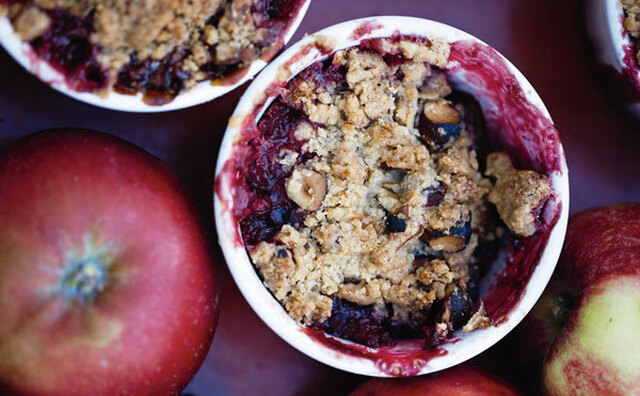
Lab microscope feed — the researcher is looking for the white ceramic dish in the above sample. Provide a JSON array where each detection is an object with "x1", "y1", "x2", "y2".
[
  {"x1": 214, "y1": 16, "x2": 569, "y2": 377},
  {"x1": 586, "y1": 0, "x2": 640, "y2": 115},
  {"x1": 0, "y1": 0, "x2": 310, "y2": 112}
]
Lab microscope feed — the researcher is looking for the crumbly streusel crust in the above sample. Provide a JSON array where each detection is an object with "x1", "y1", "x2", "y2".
[
  {"x1": 623, "y1": 0, "x2": 640, "y2": 64},
  {"x1": 247, "y1": 37, "x2": 551, "y2": 331},
  {"x1": 4, "y1": 0, "x2": 284, "y2": 88},
  {"x1": 486, "y1": 153, "x2": 551, "y2": 237}
]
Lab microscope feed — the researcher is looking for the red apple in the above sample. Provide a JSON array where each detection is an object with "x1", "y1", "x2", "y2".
[
  {"x1": 0, "y1": 129, "x2": 220, "y2": 395},
  {"x1": 513, "y1": 203, "x2": 640, "y2": 395},
  {"x1": 349, "y1": 364, "x2": 522, "y2": 395}
]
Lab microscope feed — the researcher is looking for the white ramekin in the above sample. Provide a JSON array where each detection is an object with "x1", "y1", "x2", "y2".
[
  {"x1": 586, "y1": 0, "x2": 640, "y2": 115},
  {"x1": 0, "y1": 1, "x2": 310, "y2": 112},
  {"x1": 214, "y1": 16, "x2": 569, "y2": 377}
]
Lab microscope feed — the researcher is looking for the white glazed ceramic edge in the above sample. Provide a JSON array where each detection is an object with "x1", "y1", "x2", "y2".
[
  {"x1": 586, "y1": 0, "x2": 640, "y2": 115},
  {"x1": 214, "y1": 16, "x2": 569, "y2": 377},
  {"x1": 0, "y1": 0, "x2": 310, "y2": 112}
]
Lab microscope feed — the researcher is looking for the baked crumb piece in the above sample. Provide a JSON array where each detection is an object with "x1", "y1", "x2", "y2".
[
  {"x1": 12, "y1": 6, "x2": 50, "y2": 41},
  {"x1": 622, "y1": 0, "x2": 640, "y2": 64},
  {"x1": 623, "y1": 0, "x2": 640, "y2": 37},
  {"x1": 462, "y1": 302, "x2": 491, "y2": 333},
  {"x1": 235, "y1": 36, "x2": 554, "y2": 346},
  {"x1": 486, "y1": 152, "x2": 551, "y2": 237}
]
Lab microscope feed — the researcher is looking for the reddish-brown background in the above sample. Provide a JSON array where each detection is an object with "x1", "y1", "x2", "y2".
[{"x1": 1, "y1": 0, "x2": 639, "y2": 395}]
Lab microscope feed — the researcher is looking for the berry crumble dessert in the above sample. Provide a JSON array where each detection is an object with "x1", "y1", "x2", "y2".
[
  {"x1": 0, "y1": 0, "x2": 306, "y2": 104},
  {"x1": 230, "y1": 35, "x2": 553, "y2": 349}
]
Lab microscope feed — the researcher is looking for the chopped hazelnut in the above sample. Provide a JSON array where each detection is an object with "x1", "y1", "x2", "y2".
[
  {"x1": 423, "y1": 99, "x2": 461, "y2": 124},
  {"x1": 422, "y1": 220, "x2": 472, "y2": 253},
  {"x1": 285, "y1": 168, "x2": 327, "y2": 211}
]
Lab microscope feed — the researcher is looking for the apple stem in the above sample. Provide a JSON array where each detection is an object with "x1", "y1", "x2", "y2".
[{"x1": 59, "y1": 258, "x2": 109, "y2": 302}]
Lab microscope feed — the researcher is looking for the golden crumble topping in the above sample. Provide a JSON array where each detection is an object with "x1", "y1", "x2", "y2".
[
  {"x1": 623, "y1": 0, "x2": 640, "y2": 64},
  {"x1": 241, "y1": 36, "x2": 552, "y2": 344},
  {"x1": 11, "y1": 6, "x2": 51, "y2": 41},
  {"x1": 486, "y1": 153, "x2": 551, "y2": 237}
]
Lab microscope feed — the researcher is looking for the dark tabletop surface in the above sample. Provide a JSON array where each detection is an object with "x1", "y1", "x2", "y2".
[{"x1": 1, "y1": 0, "x2": 639, "y2": 395}]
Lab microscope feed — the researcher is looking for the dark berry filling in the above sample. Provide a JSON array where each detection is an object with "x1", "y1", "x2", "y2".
[
  {"x1": 285, "y1": 56, "x2": 349, "y2": 98},
  {"x1": 26, "y1": 8, "x2": 108, "y2": 92},
  {"x1": 385, "y1": 213, "x2": 407, "y2": 233},
  {"x1": 425, "y1": 183, "x2": 445, "y2": 207},
  {"x1": 114, "y1": 48, "x2": 190, "y2": 106},
  {"x1": 200, "y1": 61, "x2": 243, "y2": 81},
  {"x1": 236, "y1": 97, "x2": 312, "y2": 247},
  {"x1": 448, "y1": 90, "x2": 491, "y2": 168},
  {"x1": 250, "y1": 0, "x2": 305, "y2": 50},
  {"x1": 318, "y1": 290, "x2": 481, "y2": 350},
  {"x1": 319, "y1": 299, "x2": 394, "y2": 348},
  {"x1": 252, "y1": 0, "x2": 302, "y2": 24},
  {"x1": 446, "y1": 288, "x2": 474, "y2": 330},
  {"x1": 234, "y1": 53, "x2": 349, "y2": 248}
]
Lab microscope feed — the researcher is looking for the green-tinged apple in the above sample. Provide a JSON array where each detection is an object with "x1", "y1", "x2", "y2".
[
  {"x1": 349, "y1": 364, "x2": 523, "y2": 395},
  {"x1": 0, "y1": 130, "x2": 220, "y2": 395},
  {"x1": 514, "y1": 203, "x2": 640, "y2": 395}
]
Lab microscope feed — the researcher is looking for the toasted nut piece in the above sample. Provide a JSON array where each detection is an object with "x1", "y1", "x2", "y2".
[
  {"x1": 427, "y1": 235, "x2": 466, "y2": 252},
  {"x1": 285, "y1": 168, "x2": 327, "y2": 211},
  {"x1": 422, "y1": 220, "x2": 472, "y2": 252},
  {"x1": 423, "y1": 99, "x2": 461, "y2": 124},
  {"x1": 376, "y1": 187, "x2": 401, "y2": 213}
]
